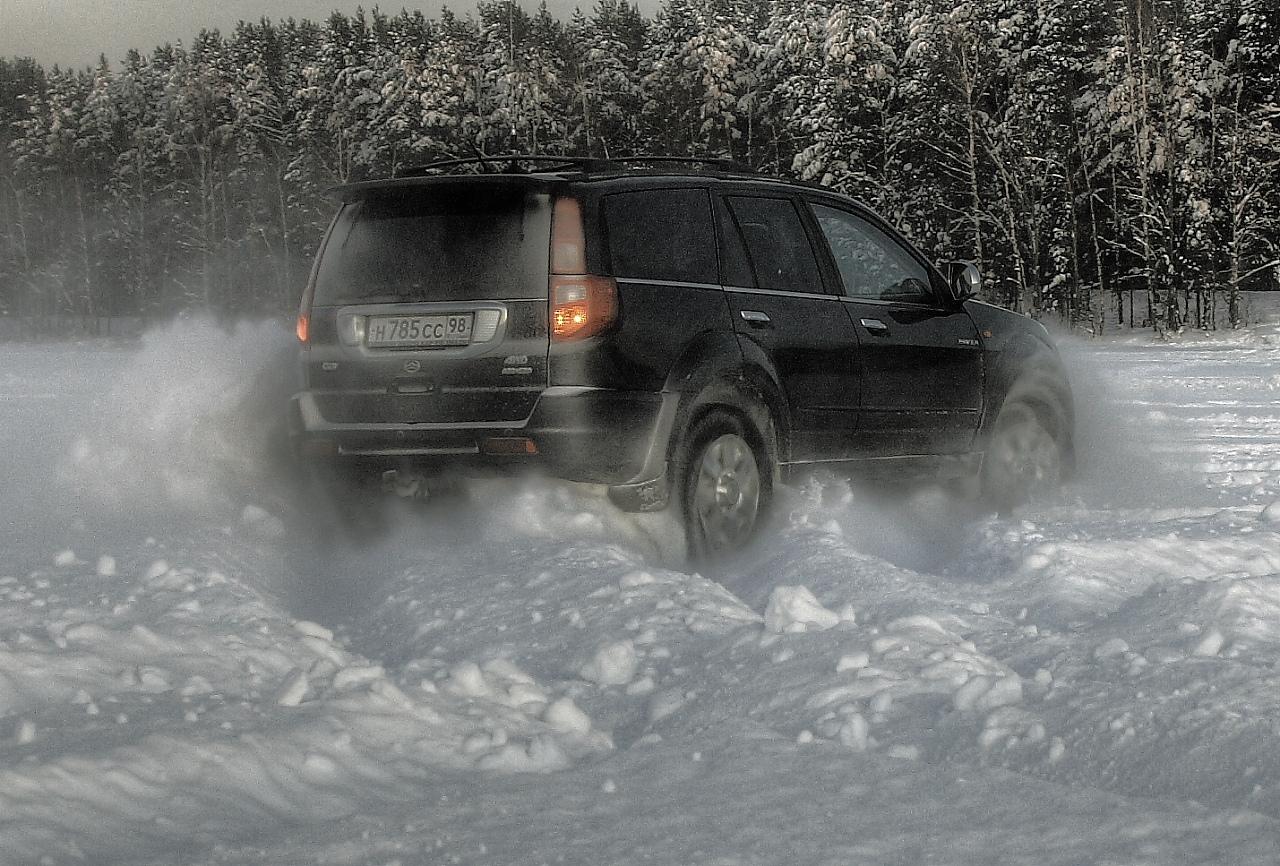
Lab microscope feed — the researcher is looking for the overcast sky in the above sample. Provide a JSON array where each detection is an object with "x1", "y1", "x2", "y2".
[{"x1": 0, "y1": 0, "x2": 614, "y2": 70}]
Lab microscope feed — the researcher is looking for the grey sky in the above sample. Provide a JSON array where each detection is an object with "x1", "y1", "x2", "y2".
[{"x1": 0, "y1": 0, "x2": 619, "y2": 70}]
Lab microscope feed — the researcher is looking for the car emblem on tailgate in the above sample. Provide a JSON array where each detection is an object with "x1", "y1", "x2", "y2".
[{"x1": 402, "y1": 359, "x2": 422, "y2": 373}]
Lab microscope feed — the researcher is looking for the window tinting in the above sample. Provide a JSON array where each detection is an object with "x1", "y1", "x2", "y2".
[
  {"x1": 603, "y1": 189, "x2": 717, "y2": 284},
  {"x1": 715, "y1": 196, "x2": 754, "y2": 288},
  {"x1": 811, "y1": 204, "x2": 933, "y2": 303},
  {"x1": 314, "y1": 187, "x2": 552, "y2": 304},
  {"x1": 725, "y1": 196, "x2": 822, "y2": 292}
]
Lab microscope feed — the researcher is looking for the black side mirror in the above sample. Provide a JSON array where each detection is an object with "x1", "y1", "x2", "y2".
[{"x1": 943, "y1": 261, "x2": 981, "y2": 302}]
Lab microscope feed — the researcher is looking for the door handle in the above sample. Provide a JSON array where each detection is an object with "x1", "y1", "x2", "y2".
[
  {"x1": 860, "y1": 317, "x2": 890, "y2": 334},
  {"x1": 740, "y1": 310, "x2": 772, "y2": 327}
]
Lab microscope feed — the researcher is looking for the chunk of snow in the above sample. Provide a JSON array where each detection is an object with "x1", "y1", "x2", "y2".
[
  {"x1": 837, "y1": 652, "x2": 870, "y2": 673},
  {"x1": 302, "y1": 754, "x2": 339, "y2": 780},
  {"x1": 15, "y1": 719, "x2": 36, "y2": 744},
  {"x1": 333, "y1": 665, "x2": 385, "y2": 692},
  {"x1": 764, "y1": 586, "x2": 840, "y2": 633},
  {"x1": 53, "y1": 550, "x2": 76, "y2": 567},
  {"x1": 796, "y1": 729, "x2": 814, "y2": 744},
  {"x1": 543, "y1": 697, "x2": 592, "y2": 735},
  {"x1": 137, "y1": 666, "x2": 171, "y2": 691},
  {"x1": 95, "y1": 555, "x2": 116, "y2": 577},
  {"x1": 142, "y1": 560, "x2": 170, "y2": 582},
  {"x1": 601, "y1": 778, "x2": 617, "y2": 794},
  {"x1": 625, "y1": 676, "x2": 655, "y2": 696},
  {"x1": 507, "y1": 682, "x2": 548, "y2": 708},
  {"x1": 975, "y1": 676, "x2": 1023, "y2": 712},
  {"x1": 1193, "y1": 628, "x2": 1226, "y2": 657},
  {"x1": 619, "y1": 570, "x2": 655, "y2": 588},
  {"x1": 1093, "y1": 638, "x2": 1130, "y2": 661},
  {"x1": 483, "y1": 658, "x2": 535, "y2": 684},
  {"x1": 1259, "y1": 501, "x2": 1280, "y2": 523},
  {"x1": 477, "y1": 735, "x2": 570, "y2": 773},
  {"x1": 241, "y1": 504, "x2": 286, "y2": 539},
  {"x1": 838, "y1": 714, "x2": 869, "y2": 751},
  {"x1": 293, "y1": 620, "x2": 334, "y2": 642},
  {"x1": 648, "y1": 688, "x2": 687, "y2": 723},
  {"x1": 1048, "y1": 737, "x2": 1067, "y2": 763},
  {"x1": 579, "y1": 640, "x2": 637, "y2": 686},
  {"x1": 275, "y1": 669, "x2": 309, "y2": 707}
]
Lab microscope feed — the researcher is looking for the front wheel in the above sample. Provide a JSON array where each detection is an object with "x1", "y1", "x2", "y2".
[
  {"x1": 980, "y1": 400, "x2": 1064, "y2": 513},
  {"x1": 679, "y1": 410, "x2": 774, "y2": 562}
]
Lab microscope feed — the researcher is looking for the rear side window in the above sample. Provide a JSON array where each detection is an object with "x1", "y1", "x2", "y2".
[
  {"x1": 314, "y1": 186, "x2": 552, "y2": 304},
  {"x1": 602, "y1": 189, "x2": 717, "y2": 284},
  {"x1": 725, "y1": 196, "x2": 822, "y2": 292}
]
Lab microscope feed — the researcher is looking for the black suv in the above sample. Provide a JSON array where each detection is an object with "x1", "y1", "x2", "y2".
[{"x1": 290, "y1": 156, "x2": 1074, "y2": 558}]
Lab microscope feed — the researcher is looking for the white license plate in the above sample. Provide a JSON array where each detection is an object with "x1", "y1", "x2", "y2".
[{"x1": 366, "y1": 314, "x2": 473, "y2": 348}]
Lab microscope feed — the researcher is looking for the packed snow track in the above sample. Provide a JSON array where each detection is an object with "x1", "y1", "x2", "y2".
[{"x1": 4, "y1": 317, "x2": 1280, "y2": 864}]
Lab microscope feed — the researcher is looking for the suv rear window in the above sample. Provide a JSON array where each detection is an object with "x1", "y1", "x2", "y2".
[
  {"x1": 602, "y1": 189, "x2": 717, "y2": 284},
  {"x1": 314, "y1": 186, "x2": 552, "y2": 304}
]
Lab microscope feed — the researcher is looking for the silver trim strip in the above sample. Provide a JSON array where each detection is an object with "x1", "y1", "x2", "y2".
[
  {"x1": 616, "y1": 277, "x2": 722, "y2": 291},
  {"x1": 838, "y1": 296, "x2": 947, "y2": 311},
  {"x1": 338, "y1": 445, "x2": 481, "y2": 457},
  {"x1": 540, "y1": 386, "x2": 607, "y2": 397},
  {"x1": 724, "y1": 285, "x2": 836, "y2": 301}
]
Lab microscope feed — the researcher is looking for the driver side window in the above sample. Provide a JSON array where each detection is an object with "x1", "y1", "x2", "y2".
[{"x1": 811, "y1": 203, "x2": 933, "y2": 303}]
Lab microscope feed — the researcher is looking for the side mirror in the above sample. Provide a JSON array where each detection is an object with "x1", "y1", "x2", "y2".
[{"x1": 943, "y1": 261, "x2": 981, "y2": 302}]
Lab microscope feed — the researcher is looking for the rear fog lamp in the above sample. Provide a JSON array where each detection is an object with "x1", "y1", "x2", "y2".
[
  {"x1": 481, "y1": 437, "x2": 538, "y2": 456},
  {"x1": 473, "y1": 309, "x2": 502, "y2": 342}
]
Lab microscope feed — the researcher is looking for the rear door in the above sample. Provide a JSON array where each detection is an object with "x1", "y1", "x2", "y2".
[
  {"x1": 305, "y1": 181, "x2": 552, "y2": 425},
  {"x1": 806, "y1": 199, "x2": 983, "y2": 454},
  {"x1": 718, "y1": 193, "x2": 862, "y2": 461}
]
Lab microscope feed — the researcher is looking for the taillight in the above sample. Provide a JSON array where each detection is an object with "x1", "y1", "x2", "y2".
[
  {"x1": 551, "y1": 275, "x2": 617, "y2": 340},
  {"x1": 549, "y1": 196, "x2": 617, "y2": 342},
  {"x1": 296, "y1": 313, "x2": 310, "y2": 344}
]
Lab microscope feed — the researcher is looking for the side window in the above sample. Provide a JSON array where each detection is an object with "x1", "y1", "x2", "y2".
[
  {"x1": 725, "y1": 196, "x2": 822, "y2": 292},
  {"x1": 603, "y1": 188, "x2": 717, "y2": 284},
  {"x1": 811, "y1": 203, "x2": 933, "y2": 303}
]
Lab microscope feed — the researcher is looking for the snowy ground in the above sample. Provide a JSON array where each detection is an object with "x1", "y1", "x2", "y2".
[{"x1": 5, "y1": 314, "x2": 1280, "y2": 864}]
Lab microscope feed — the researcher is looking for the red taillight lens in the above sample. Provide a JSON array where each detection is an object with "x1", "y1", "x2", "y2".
[
  {"x1": 548, "y1": 196, "x2": 616, "y2": 341},
  {"x1": 551, "y1": 275, "x2": 617, "y2": 341},
  {"x1": 551, "y1": 197, "x2": 587, "y2": 274},
  {"x1": 296, "y1": 313, "x2": 310, "y2": 343}
]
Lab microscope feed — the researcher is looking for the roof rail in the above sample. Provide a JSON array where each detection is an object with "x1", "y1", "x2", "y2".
[
  {"x1": 396, "y1": 155, "x2": 608, "y2": 177},
  {"x1": 395, "y1": 154, "x2": 757, "y2": 178},
  {"x1": 608, "y1": 156, "x2": 756, "y2": 174}
]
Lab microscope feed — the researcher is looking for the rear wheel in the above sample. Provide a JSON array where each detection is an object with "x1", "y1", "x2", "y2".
[
  {"x1": 981, "y1": 400, "x2": 1063, "y2": 513},
  {"x1": 679, "y1": 409, "x2": 774, "y2": 562}
]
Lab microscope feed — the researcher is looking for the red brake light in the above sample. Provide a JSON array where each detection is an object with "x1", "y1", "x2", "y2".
[{"x1": 296, "y1": 313, "x2": 310, "y2": 344}]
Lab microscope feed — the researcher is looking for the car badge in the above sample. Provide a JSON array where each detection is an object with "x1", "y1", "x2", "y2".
[{"x1": 403, "y1": 359, "x2": 422, "y2": 374}]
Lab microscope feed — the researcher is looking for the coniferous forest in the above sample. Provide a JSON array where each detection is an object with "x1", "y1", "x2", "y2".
[{"x1": 0, "y1": 0, "x2": 1276, "y2": 334}]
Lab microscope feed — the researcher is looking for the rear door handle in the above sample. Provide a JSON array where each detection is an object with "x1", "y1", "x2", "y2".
[
  {"x1": 860, "y1": 317, "x2": 889, "y2": 335},
  {"x1": 740, "y1": 310, "x2": 772, "y2": 327}
]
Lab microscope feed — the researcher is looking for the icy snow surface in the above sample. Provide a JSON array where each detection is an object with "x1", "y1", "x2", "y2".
[{"x1": 5, "y1": 318, "x2": 1280, "y2": 863}]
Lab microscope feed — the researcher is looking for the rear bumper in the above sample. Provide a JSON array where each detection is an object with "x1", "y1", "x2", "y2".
[{"x1": 289, "y1": 386, "x2": 677, "y2": 511}]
